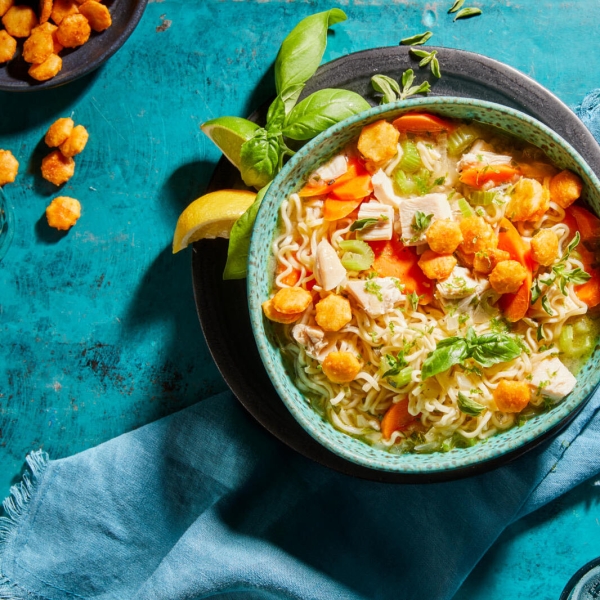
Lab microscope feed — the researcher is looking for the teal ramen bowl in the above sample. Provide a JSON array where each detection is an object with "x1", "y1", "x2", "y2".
[{"x1": 247, "y1": 97, "x2": 600, "y2": 475}]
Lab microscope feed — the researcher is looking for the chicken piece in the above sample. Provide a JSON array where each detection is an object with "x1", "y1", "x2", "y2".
[
  {"x1": 549, "y1": 170, "x2": 583, "y2": 209},
  {"x1": 489, "y1": 260, "x2": 528, "y2": 294},
  {"x1": 45, "y1": 117, "x2": 74, "y2": 147},
  {"x1": 436, "y1": 265, "x2": 482, "y2": 299},
  {"x1": 2, "y1": 5, "x2": 38, "y2": 37},
  {"x1": 262, "y1": 298, "x2": 303, "y2": 324},
  {"x1": 22, "y1": 29, "x2": 54, "y2": 64},
  {"x1": 45, "y1": 196, "x2": 80, "y2": 230},
  {"x1": 357, "y1": 120, "x2": 399, "y2": 166},
  {"x1": 418, "y1": 250, "x2": 457, "y2": 281},
  {"x1": 322, "y1": 351, "x2": 361, "y2": 384},
  {"x1": 56, "y1": 13, "x2": 90, "y2": 47},
  {"x1": 529, "y1": 357, "x2": 577, "y2": 401},
  {"x1": 308, "y1": 154, "x2": 347, "y2": 185},
  {"x1": 457, "y1": 150, "x2": 513, "y2": 171},
  {"x1": 399, "y1": 193, "x2": 453, "y2": 246},
  {"x1": 426, "y1": 219, "x2": 463, "y2": 254},
  {"x1": 315, "y1": 240, "x2": 346, "y2": 291},
  {"x1": 530, "y1": 229, "x2": 559, "y2": 267},
  {"x1": 355, "y1": 202, "x2": 394, "y2": 241},
  {"x1": 0, "y1": 0, "x2": 14, "y2": 18},
  {"x1": 346, "y1": 277, "x2": 405, "y2": 317},
  {"x1": 272, "y1": 287, "x2": 312, "y2": 315},
  {"x1": 0, "y1": 149, "x2": 18, "y2": 186},
  {"x1": 292, "y1": 324, "x2": 330, "y2": 361},
  {"x1": 78, "y1": 0, "x2": 111, "y2": 32},
  {"x1": 473, "y1": 248, "x2": 511, "y2": 275},
  {"x1": 315, "y1": 294, "x2": 352, "y2": 332},
  {"x1": 60, "y1": 125, "x2": 89, "y2": 157},
  {"x1": 458, "y1": 215, "x2": 498, "y2": 255},
  {"x1": 371, "y1": 169, "x2": 403, "y2": 209},
  {"x1": 0, "y1": 30, "x2": 16, "y2": 63},
  {"x1": 50, "y1": 0, "x2": 78, "y2": 25},
  {"x1": 494, "y1": 380, "x2": 530, "y2": 413},
  {"x1": 505, "y1": 177, "x2": 549, "y2": 222},
  {"x1": 41, "y1": 150, "x2": 74, "y2": 185}
]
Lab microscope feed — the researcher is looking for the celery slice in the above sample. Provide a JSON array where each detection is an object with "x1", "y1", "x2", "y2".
[
  {"x1": 447, "y1": 125, "x2": 480, "y2": 157},
  {"x1": 393, "y1": 169, "x2": 417, "y2": 196},
  {"x1": 339, "y1": 240, "x2": 375, "y2": 271},
  {"x1": 398, "y1": 140, "x2": 421, "y2": 173},
  {"x1": 559, "y1": 324, "x2": 594, "y2": 358},
  {"x1": 458, "y1": 197, "x2": 473, "y2": 217},
  {"x1": 470, "y1": 191, "x2": 497, "y2": 205},
  {"x1": 386, "y1": 366, "x2": 413, "y2": 389}
]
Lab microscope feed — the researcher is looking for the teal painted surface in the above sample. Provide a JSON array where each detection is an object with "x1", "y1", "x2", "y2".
[{"x1": 1, "y1": 1, "x2": 599, "y2": 598}]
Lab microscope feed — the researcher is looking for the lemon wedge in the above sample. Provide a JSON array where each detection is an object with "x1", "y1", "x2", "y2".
[{"x1": 172, "y1": 189, "x2": 256, "y2": 253}]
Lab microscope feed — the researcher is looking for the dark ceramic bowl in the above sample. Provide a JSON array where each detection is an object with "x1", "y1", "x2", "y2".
[
  {"x1": 0, "y1": 0, "x2": 148, "y2": 91},
  {"x1": 247, "y1": 97, "x2": 600, "y2": 475}
]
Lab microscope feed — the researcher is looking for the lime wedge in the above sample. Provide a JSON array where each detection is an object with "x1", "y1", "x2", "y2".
[{"x1": 201, "y1": 117, "x2": 260, "y2": 171}]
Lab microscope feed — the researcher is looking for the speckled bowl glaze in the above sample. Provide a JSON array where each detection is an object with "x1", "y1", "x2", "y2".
[{"x1": 248, "y1": 97, "x2": 600, "y2": 475}]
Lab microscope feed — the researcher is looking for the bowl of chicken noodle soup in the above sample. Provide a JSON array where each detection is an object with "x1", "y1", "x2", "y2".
[{"x1": 248, "y1": 98, "x2": 600, "y2": 474}]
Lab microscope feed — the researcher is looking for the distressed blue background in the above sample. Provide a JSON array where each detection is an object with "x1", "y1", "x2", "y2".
[{"x1": 1, "y1": 1, "x2": 599, "y2": 598}]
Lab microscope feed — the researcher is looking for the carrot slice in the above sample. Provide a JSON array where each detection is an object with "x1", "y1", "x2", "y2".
[
  {"x1": 369, "y1": 237, "x2": 434, "y2": 304},
  {"x1": 575, "y1": 274, "x2": 600, "y2": 308},
  {"x1": 328, "y1": 174, "x2": 373, "y2": 201},
  {"x1": 381, "y1": 399, "x2": 416, "y2": 439},
  {"x1": 568, "y1": 205, "x2": 600, "y2": 247},
  {"x1": 497, "y1": 218, "x2": 534, "y2": 322},
  {"x1": 323, "y1": 198, "x2": 362, "y2": 221},
  {"x1": 298, "y1": 158, "x2": 366, "y2": 197},
  {"x1": 459, "y1": 164, "x2": 521, "y2": 188},
  {"x1": 392, "y1": 113, "x2": 456, "y2": 133}
]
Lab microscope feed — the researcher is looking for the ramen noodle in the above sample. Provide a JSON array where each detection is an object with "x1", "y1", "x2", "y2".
[{"x1": 262, "y1": 112, "x2": 600, "y2": 454}]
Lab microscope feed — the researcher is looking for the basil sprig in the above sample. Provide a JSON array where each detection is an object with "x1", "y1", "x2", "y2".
[
  {"x1": 531, "y1": 232, "x2": 591, "y2": 314},
  {"x1": 421, "y1": 327, "x2": 522, "y2": 380},
  {"x1": 237, "y1": 9, "x2": 370, "y2": 189},
  {"x1": 370, "y1": 68, "x2": 431, "y2": 106}
]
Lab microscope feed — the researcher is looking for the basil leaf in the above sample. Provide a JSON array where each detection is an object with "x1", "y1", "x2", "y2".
[
  {"x1": 402, "y1": 69, "x2": 415, "y2": 89},
  {"x1": 223, "y1": 183, "x2": 271, "y2": 280},
  {"x1": 448, "y1": 0, "x2": 465, "y2": 13},
  {"x1": 410, "y1": 48, "x2": 437, "y2": 67},
  {"x1": 454, "y1": 7, "x2": 482, "y2": 20},
  {"x1": 350, "y1": 218, "x2": 379, "y2": 232},
  {"x1": 283, "y1": 88, "x2": 371, "y2": 141},
  {"x1": 457, "y1": 392, "x2": 485, "y2": 417},
  {"x1": 564, "y1": 231, "x2": 581, "y2": 259},
  {"x1": 531, "y1": 280, "x2": 541, "y2": 305},
  {"x1": 400, "y1": 31, "x2": 433, "y2": 46},
  {"x1": 266, "y1": 96, "x2": 286, "y2": 133},
  {"x1": 274, "y1": 9, "x2": 347, "y2": 113},
  {"x1": 422, "y1": 338, "x2": 469, "y2": 380},
  {"x1": 240, "y1": 129, "x2": 281, "y2": 189},
  {"x1": 431, "y1": 56, "x2": 441, "y2": 79},
  {"x1": 371, "y1": 74, "x2": 400, "y2": 104},
  {"x1": 563, "y1": 267, "x2": 591, "y2": 285},
  {"x1": 541, "y1": 295, "x2": 554, "y2": 316},
  {"x1": 412, "y1": 210, "x2": 434, "y2": 233},
  {"x1": 403, "y1": 81, "x2": 431, "y2": 99},
  {"x1": 468, "y1": 333, "x2": 521, "y2": 368},
  {"x1": 537, "y1": 324, "x2": 544, "y2": 342}
]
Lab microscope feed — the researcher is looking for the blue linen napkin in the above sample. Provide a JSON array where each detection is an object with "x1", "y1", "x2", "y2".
[{"x1": 3, "y1": 93, "x2": 600, "y2": 600}]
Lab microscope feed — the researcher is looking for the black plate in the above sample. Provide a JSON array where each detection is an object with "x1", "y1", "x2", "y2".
[
  {"x1": 0, "y1": 0, "x2": 148, "y2": 92},
  {"x1": 192, "y1": 46, "x2": 600, "y2": 483}
]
